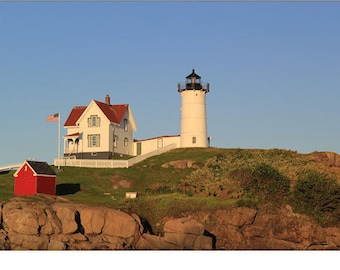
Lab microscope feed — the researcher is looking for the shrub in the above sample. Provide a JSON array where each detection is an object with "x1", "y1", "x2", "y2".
[
  {"x1": 181, "y1": 163, "x2": 243, "y2": 199},
  {"x1": 182, "y1": 157, "x2": 291, "y2": 203},
  {"x1": 234, "y1": 163, "x2": 291, "y2": 205},
  {"x1": 252, "y1": 163, "x2": 290, "y2": 200},
  {"x1": 292, "y1": 170, "x2": 340, "y2": 226}
]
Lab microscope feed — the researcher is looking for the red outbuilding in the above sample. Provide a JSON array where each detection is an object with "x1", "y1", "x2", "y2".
[{"x1": 14, "y1": 160, "x2": 56, "y2": 196}]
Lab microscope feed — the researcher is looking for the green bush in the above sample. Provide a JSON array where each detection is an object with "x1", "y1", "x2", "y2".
[
  {"x1": 234, "y1": 163, "x2": 291, "y2": 205},
  {"x1": 292, "y1": 171, "x2": 340, "y2": 226},
  {"x1": 252, "y1": 163, "x2": 290, "y2": 201},
  {"x1": 180, "y1": 165, "x2": 243, "y2": 199}
]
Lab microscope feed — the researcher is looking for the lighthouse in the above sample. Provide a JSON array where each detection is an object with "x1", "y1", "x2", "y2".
[{"x1": 178, "y1": 69, "x2": 210, "y2": 148}]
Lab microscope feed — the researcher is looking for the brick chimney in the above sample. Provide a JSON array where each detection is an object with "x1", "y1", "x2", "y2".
[{"x1": 105, "y1": 94, "x2": 110, "y2": 105}]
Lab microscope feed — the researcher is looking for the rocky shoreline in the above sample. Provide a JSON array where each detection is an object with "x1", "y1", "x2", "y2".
[
  {"x1": 1, "y1": 196, "x2": 340, "y2": 250},
  {"x1": 0, "y1": 196, "x2": 212, "y2": 250}
]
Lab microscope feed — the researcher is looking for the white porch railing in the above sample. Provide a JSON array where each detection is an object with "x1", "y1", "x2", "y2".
[{"x1": 54, "y1": 143, "x2": 178, "y2": 169}]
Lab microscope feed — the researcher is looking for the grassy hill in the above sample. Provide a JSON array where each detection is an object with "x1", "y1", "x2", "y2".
[{"x1": 1, "y1": 147, "x2": 340, "y2": 229}]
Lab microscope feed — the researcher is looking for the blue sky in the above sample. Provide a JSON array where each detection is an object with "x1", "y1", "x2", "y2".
[{"x1": 1, "y1": 2, "x2": 340, "y2": 166}]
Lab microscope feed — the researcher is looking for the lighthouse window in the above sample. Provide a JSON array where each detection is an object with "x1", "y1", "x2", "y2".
[
  {"x1": 124, "y1": 137, "x2": 128, "y2": 147},
  {"x1": 192, "y1": 137, "x2": 197, "y2": 144}
]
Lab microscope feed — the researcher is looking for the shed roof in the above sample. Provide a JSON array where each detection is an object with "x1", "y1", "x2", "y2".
[
  {"x1": 14, "y1": 160, "x2": 56, "y2": 177},
  {"x1": 26, "y1": 161, "x2": 56, "y2": 175}
]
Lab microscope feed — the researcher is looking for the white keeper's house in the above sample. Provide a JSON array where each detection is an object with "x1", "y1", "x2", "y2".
[{"x1": 63, "y1": 69, "x2": 210, "y2": 160}]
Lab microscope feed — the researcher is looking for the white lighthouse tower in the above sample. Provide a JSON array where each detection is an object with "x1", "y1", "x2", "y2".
[{"x1": 178, "y1": 69, "x2": 210, "y2": 148}]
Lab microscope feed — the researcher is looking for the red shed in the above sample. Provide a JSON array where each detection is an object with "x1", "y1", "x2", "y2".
[{"x1": 14, "y1": 160, "x2": 56, "y2": 196}]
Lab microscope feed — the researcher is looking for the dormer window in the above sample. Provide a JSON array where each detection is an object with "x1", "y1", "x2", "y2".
[{"x1": 88, "y1": 115, "x2": 100, "y2": 127}]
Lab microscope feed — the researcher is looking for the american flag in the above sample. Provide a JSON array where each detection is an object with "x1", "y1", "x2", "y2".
[{"x1": 46, "y1": 113, "x2": 59, "y2": 122}]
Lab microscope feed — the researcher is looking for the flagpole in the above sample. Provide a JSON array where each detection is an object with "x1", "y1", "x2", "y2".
[{"x1": 58, "y1": 112, "x2": 60, "y2": 169}]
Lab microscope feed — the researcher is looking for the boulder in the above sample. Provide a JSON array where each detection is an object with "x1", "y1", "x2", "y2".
[
  {"x1": 102, "y1": 209, "x2": 140, "y2": 239},
  {"x1": 325, "y1": 227, "x2": 340, "y2": 248},
  {"x1": 2, "y1": 201, "x2": 42, "y2": 235},
  {"x1": 309, "y1": 151, "x2": 340, "y2": 167},
  {"x1": 47, "y1": 239, "x2": 67, "y2": 250},
  {"x1": 40, "y1": 208, "x2": 62, "y2": 235},
  {"x1": 78, "y1": 208, "x2": 105, "y2": 234},
  {"x1": 227, "y1": 207, "x2": 257, "y2": 227},
  {"x1": 163, "y1": 217, "x2": 212, "y2": 250},
  {"x1": 164, "y1": 216, "x2": 205, "y2": 235},
  {"x1": 161, "y1": 160, "x2": 196, "y2": 169},
  {"x1": 193, "y1": 235, "x2": 213, "y2": 250},
  {"x1": 135, "y1": 233, "x2": 180, "y2": 250},
  {"x1": 8, "y1": 232, "x2": 49, "y2": 250},
  {"x1": 52, "y1": 204, "x2": 78, "y2": 234},
  {"x1": 0, "y1": 230, "x2": 9, "y2": 250}
]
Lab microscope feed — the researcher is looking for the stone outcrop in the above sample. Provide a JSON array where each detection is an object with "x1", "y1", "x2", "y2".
[
  {"x1": 1, "y1": 196, "x2": 340, "y2": 250},
  {"x1": 0, "y1": 197, "x2": 213, "y2": 250},
  {"x1": 161, "y1": 160, "x2": 197, "y2": 169},
  {"x1": 309, "y1": 151, "x2": 340, "y2": 167},
  {"x1": 191, "y1": 205, "x2": 340, "y2": 250}
]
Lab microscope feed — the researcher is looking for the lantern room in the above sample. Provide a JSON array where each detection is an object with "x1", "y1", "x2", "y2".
[{"x1": 177, "y1": 69, "x2": 209, "y2": 92}]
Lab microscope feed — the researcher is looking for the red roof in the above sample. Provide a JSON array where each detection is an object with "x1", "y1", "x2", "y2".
[
  {"x1": 64, "y1": 101, "x2": 128, "y2": 127},
  {"x1": 64, "y1": 106, "x2": 87, "y2": 127},
  {"x1": 64, "y1": 132, "x2": 80, "y2": 137}
]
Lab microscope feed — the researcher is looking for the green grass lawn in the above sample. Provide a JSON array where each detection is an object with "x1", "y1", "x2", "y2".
[
  {"x1": 0, "y1": 148, "x2": 220, "y2": 204},
  {"x1": 2, "y1": 147, "x2": 340, "y2": 229},
  {"x1": 0, "y1": 171, "x2": 15, "y2": 202},
  {"x1": 52, "y1": 148, "x2": 222, "y2": 207},
  {"x1": 2, "y1": 147, "x2": 339, "y2": 206}
]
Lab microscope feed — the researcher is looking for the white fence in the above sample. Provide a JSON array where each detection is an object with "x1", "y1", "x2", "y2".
[
  {"x1": 54, "y1": 143, "x2": 177, "y2": 169},
  {"x1": 54, "y1": 158, "x2": 129, "y2": 168}
]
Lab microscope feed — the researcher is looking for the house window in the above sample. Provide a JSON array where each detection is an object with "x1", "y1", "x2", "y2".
[
  {"x1": 88, "y1": 115, "x2": 101, "y2": 127},
  {"x1": 88, "y1": 134, "x2": 100, "y2": 147},
  {"x1": 114, "y1": 135, "x2": 118, "y2": 148},
  {"x1": 124, "y1": 137, "x2": 128, "y2": 147},
  {"x1": 124, "y1": 119, "x2": 128, "y2": 131},
  {"x1": 192, "y1": 136, "x2": 197, "y2": 144}
]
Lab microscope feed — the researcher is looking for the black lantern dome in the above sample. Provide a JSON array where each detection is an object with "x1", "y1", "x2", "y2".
[{"x1": 178, "y1": 69, "x2": 209, "y2": 93}]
